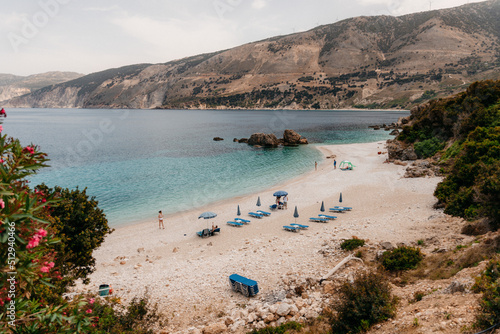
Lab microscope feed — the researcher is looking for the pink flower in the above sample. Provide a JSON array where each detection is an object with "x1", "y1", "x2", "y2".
[
  {"x1": 41, "y1": 198, "x2": 46, "y2": 203},
  {"x1": 40, "y1": 266, "x2": 50, "y2": 273},
  {"x1": 48, "y1": 262, "x2": 55, "y2": 268},
  {"x1": 24, "y1": 146, "x2": 35, "y2": 155},
  {"x1": 37, "y1": 228, "x2": 47, "y2": 237},
  {"x1": 0, "y1": 199, "x2": 4, "y2": 209},
  {"x1": 89, "y1": 298, "x2": 95, "y2": 304},
  {"x1": 26, "y1": 239, "x2": 39, "y2": 249},
  {"x1": 0, "y1": 108, "x2": 6, "y2": 117},
  {"x1": 86, "y1": 309, "x2": 92, "y2": 314},
  {"x1": 0, "y1": 125, "x2": 3, "y2": 132}
]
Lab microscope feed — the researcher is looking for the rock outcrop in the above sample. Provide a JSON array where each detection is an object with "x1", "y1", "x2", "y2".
[
  {"x1": 283, "y1": 129, "x2": 308, "y2": 146},
  {"x1": 247, "y1": 133, "x2": 279, "y2": 147},
  {"x1": 386, "y1": 139, "x2": 417, "y2": 161}
]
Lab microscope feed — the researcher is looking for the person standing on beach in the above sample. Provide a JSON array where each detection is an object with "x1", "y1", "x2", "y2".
[
  {"x1": 315, "y1": 161, "x2": 318, "y2": 171},
  {"x1": 158, "y1": 210, "x2": 165, "y2": 229},
  {"x1": 334, "y1": 159, "x2": 337, "y2": 169},
  {"x1": 283, "y1": 195, "x2": 288, "y2": 209}
]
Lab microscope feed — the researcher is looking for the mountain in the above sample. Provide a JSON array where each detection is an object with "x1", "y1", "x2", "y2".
[
  {"x1": 0, "y1": 72, "x2": 84, "y2": 102},
  {"x1": 3, "y1": 0, "x2": 500, "y2": 110}
]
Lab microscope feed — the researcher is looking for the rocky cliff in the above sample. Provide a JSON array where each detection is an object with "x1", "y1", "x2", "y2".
[
  {"x1": 3, "y1": 0, "x2": 500, "y2": 109},
  {"x1": 0, "y1": 72, "x2": 83, "y2": 102}
]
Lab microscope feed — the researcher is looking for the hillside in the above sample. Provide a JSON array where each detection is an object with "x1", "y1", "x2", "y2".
[
  {"x1": 0, "y1": 71, "x2": 83, "y2": 102},
  {"x1": 3, "y1": 0, "x2": 500, "y2": 109}
]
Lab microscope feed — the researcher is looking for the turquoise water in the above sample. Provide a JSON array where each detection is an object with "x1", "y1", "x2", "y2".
[{"x1": 4, "y1": 108, "x2": 408, "y2": 226}]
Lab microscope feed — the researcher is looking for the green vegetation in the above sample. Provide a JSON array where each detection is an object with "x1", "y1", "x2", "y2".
[
  {"x1": 87, "y1": 295, "x2": 164, "y2": 333},
  {"x1": 330, "y1": 271, "x2": 398, "y2": 334},
  {"x1": 414, "y1": 137, "x2": 445, "y2": 158},
  {"x1": 248, "y1": 321, "x2": 303, "y2": 334},
  {"x1": 472, "y1": 258, "x2": 500, "y2": 331},
  {"x1": 397, "y1": 80, "x2": 500, "y2": 229},
  {"x1": 35, "y1": 185, "x2": 113, "y2": 291},
  {"x1": 380, "y1": 246, "x2": 424, "y2": 272},
  {"x1": 340, "y1": 237, "x2": 366, "y2": 251}
]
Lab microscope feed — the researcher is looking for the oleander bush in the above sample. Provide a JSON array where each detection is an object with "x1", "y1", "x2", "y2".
[
  {"x1": 380, "y1": 246, "x2": 424, "y2": 272},
  {"x1": 330, "y1": 271, "x2": 398, "y2": 334}
]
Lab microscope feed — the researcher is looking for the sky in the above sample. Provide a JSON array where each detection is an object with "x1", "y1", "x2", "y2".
[{"x1": 0, "y1": 0, "x2": 486, "y2": 76}]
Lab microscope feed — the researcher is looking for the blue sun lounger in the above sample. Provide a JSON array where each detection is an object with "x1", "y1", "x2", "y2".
[
  {"x1": 227, "y1": 221, "x2": 244, "y2": 227},
  {"x1": 319, "y1": 214, "x2": 337, "y2": 220},
  {"x1": 197, "y1": 228, "x2": 211, "y2": 238},
  {"x1": 332, "y1": 206, "x2": 352, "y2": 211},
  {"x1": 234, "y1": 218, "x2": 250, "y2": 224},
  {"x1": 283, "y1": 225, "x2": 300, "y2": 232},
  {"x1": 269, "y1": 204, "x2": 278, "y2": 210},
  {"x1": 290, "y1": 223, "x2": 309, "y2": 229},
  {"x1": 256, "y1": 210, "x2": 271, "y2": 216},
  {"x1": 229, "y1": 274, "x2": 259, "y2": 297},
  {"x1": 211, "y1": 228, "x2": 220, "y2": 235},
  {"x1": 249, "y1": 212, "x2": 263, "y2": 218},
  {"x1": 309, "y1": 217, "x2": 330, "y2": 223},
  {"x1": 329, "y1": 208, "x2": 348, "y2": 213}
]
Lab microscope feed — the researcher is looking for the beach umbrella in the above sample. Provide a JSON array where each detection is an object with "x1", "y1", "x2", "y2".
[
  {"x1": 339, "y1": 192, "x2": 343, "y2": 203},
  {"x1": 237, "y1": 205, "x2": 241, "y2": 216},
  {"x1": 293, "y1": 206, "x2": 299, "y2": 223},
  {"x1": 256, "y1": 197, "x2": 261, "y2": 206},
  {"x1": 198, "y1": 211, "x2": 217, "y2": 228},
  {"x1": 273, "y1": 190, "x2": 288, "y2": 197},
  {"x1": 320, "y1": 201, "x2": 325, "y2": 212}
]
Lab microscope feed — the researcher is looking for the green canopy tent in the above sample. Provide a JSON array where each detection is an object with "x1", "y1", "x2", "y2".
[{"x1": 339, "y1": 160, "x2": 355, "y2": 170}]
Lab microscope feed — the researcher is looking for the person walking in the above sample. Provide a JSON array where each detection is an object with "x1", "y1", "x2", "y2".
[
  {"x1": 158, "y1": 210, "x2": 165, "y2": 229},
  {"x1": 315, "y1": 161, "x2": 318, "y2": 171},
  {"x1": 334, "y1": 159, "x2": 337, "y2": 169}
]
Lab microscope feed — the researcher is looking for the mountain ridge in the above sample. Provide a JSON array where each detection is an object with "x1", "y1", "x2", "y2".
[{"x1": 3, "y1": 0, "x2": 500, "y2": 109}]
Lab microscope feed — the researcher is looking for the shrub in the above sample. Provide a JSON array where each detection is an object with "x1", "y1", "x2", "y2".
[
  {"x1": 380, "y1": 246, "x2": 424, "y2": 272},
  {"x1": 340, "y1": 237, "x2": 366, "y2": 251},
  {"x1": 248, "y1": 321, "x2": 303, "y2": 334},
  {"x1": 330, "y1": 271, "x2": 398, "y2": 334},
  {"x1": 88, "y1": 295, "x2": 164, "y2": 333},
  {"x1": 35, "y1": 184, "x2": 113, "y2": 291},
  {"x1": 414, "y1": 137, "x2": 445, "y2": 158},
  {"x1": 472, "y1": 259, "x2": 500, "y2": 331}
]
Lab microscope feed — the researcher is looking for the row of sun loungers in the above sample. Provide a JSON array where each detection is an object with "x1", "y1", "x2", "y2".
[{"x1": 248, "y1": 210, "x2": 271, "y2": 219}]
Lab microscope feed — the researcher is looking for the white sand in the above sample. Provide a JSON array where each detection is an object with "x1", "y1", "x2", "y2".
[{"x1": 75, "y1": 141, "x2": 447, "y2": 331}]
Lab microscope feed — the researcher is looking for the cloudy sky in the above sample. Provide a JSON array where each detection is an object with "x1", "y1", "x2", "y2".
[{"x1": 0, "y1": 0, "x2": 485, "y2": 76}]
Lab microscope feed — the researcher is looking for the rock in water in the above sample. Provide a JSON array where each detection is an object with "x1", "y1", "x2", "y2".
[
  {"x1": 213, "y1": 137, "x2": 224, "y2": 141},
  {"x1": 248, "y1": 133, "x2": 279, "y2": 147},
  {"x1": 283, "y1": 129, "x2": 308, "y2": 145}
]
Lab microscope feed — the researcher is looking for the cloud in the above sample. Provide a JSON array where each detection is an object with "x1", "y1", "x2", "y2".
[
  {"x1": 251, "y1": 0, "x2": 268, "y2": 10},
  {"x1": 110, "y1": 13, "x2": 240, "y2": 62}
]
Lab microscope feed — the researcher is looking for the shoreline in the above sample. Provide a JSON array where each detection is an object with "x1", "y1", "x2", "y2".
[{"x1": 75, "y1": 140, "x2": 446, "y2": 332}]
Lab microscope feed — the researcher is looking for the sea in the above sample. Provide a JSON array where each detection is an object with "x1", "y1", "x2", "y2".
[{"x1": 3, "y1": 108, "x2": 409, "y2": 227}]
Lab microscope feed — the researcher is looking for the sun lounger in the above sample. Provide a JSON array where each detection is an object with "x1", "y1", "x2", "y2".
[
  {"x1": 211, "y1": 227, "x2": 220, "y2": 235},
  {"x1": 332, "y1": 206, "x2": 352, "y2": 211},
  {"x1": 283, "y1": 225, "x2": 300, "y2": 232},
  {"x1": 269, "y1": 204, "x2": 278, "y2": 210},
  {"x1": 329, "y1": 208, "x2": 347, "y2": 213},
  {"x1": 319, "y1": 214, "x2": 337, "y2": 220},
  {"x1": 227, "y1": 221, "x2": 244, "y2": 227},
  {"x1": 290, "y1": 223, "x2": 309, "y2": 229},
  {"x1": 248, "y1": 212, "x2": 263, "y2": 218},
  {"x1": 256, "y1": 210, "x2": 271, "y2": 216},
  {"x1": 196, "y1": 228, "x2": 211, "y2": 238},
  {"x1": 234, "y1": 218, "x2": 250, "y2": 224},
  {"x1": 309, "y1": 217, "x2": 330, "y2": 223},
  {"x1": 229, "y1": 274, "x2": 259, "y2": 297}
]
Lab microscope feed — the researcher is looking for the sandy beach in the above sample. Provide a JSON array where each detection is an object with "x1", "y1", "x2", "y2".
[{"x1": 74, "y1": 141, "x2": 463, "y2": 333}]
